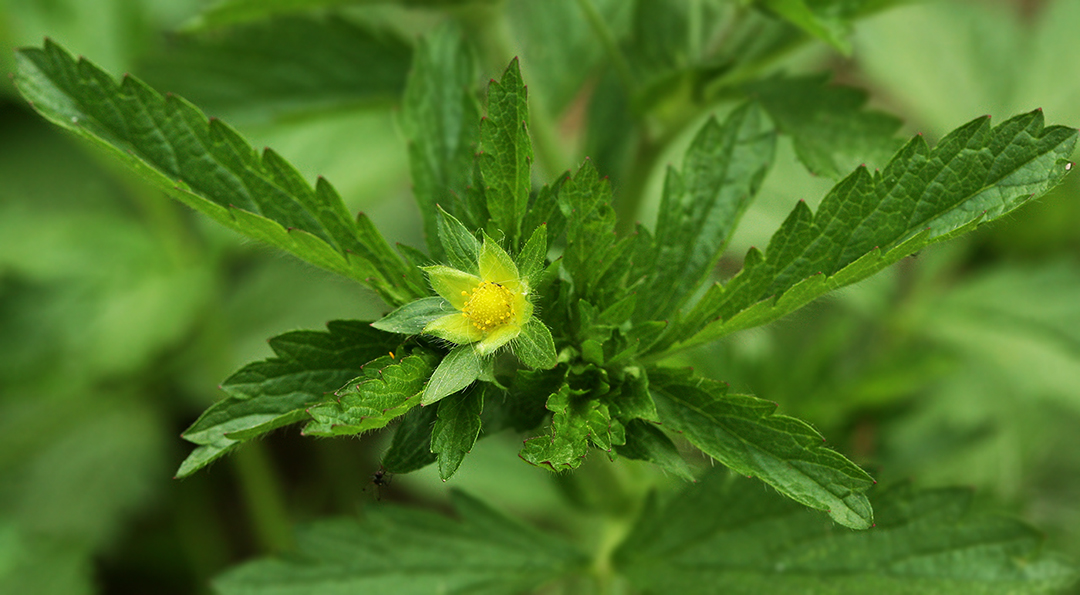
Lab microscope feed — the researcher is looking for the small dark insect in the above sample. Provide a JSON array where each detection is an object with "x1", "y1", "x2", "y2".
[{"x1": 370, "y1": 466, "x2": 393, "y2": 501}]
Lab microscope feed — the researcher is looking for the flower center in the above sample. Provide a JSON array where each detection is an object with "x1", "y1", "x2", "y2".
[{"x1": 462, "y1": 281, "x2": 515, "y2": 332}]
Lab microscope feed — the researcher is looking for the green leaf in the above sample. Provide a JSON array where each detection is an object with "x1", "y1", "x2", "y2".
[
  {"x1": 480, "y1": 58, "x2": 533, "y2": 245},
  {"x1": 371, "y1": 297, "x2": 453, "y2": 335},
  {"x1": 422, "y1": 344, "x2": 483, "y2": 405},
  {"x1": 747, "y1": 73, "x2": 903, "y2": 178},
  {"x1": 177, "y1": 321, "x2": 400, "y2": 478},
  {"x1": 13, "y1": 40, "x2": 423, "y2": 305},
  {"x1": 520, "y1": 386, "x2": 591, "y2": 472},
  {"x1": 649, "y1": 367, "x2": 875, "y2": 529},
  {"x1": 436, "y1": 206, "x2": 481, "y2": 275},
  {"x1": 303, "y1": 352, "x2": 437, "y2": 437},
  {"x1": 659, "y1": 109, "x2": 1078, "y2": 356},
  {"x1": 405, "y1": 26, "x2": 484, "y2": 256},
  {"x1": 382, "y1": 405, "x2": 439, "y2": 474},
  {"x1": 431, "y1": 390, "x2": 484, "y2": 480},
  {"x1": 617, "y1": 419, "x2": 694, "y2": 482},
  {"x1": 142, "y1": 16, "x2": 411, "y2": 122},
  {"x1": 638, "y1": 103, "x2": 776, "y2": 322},
  {"x1": 214, "y1": 490, "x2": 587, "y2": 595},
  {"x1": 514, "y1": 319, "x2": 558, "y2": 370},
  {"x1": 759, "y1": 0, "x2": 853, "y2": 54},
  {"x1": 615, "y1": 471, "x2": 1079, "y2": 594}
]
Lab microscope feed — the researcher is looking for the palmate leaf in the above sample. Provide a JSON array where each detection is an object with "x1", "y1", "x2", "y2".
[
  {"x1": 652, "y1": 109, "x2": 1077, "y2": 357},
  {"x1": 176, "y1": 321, "x2": 400, "y2": 478},
  {"x1": 614, "y1": 470, "x2": 1078, "y2": 594},
  {"x1": 13, "y1": 40, "x2": 425, "y2": 306},
  {"x1": 649, "y1": 367, "x2": 875, "y2": 529},
  {"x1": 214, "y1": 490, "x2": 587, "y2": 595}
]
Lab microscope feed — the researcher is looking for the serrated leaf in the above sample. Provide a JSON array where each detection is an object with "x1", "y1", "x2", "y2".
[
  {"x1": 480, "y1": 58, "x2": 533, "y2": 245},
  {"x1": 431, "y1": 390, "x2": 484, "y2": 480},
  {"x1": 405, "y1": 26, "x2": 484, "y2": 256},
  {"x1": 382, "y1": 405, "x2": 439, "y2": 474},
  {"x1": 371, "y1": 296, "x2": 453, "y2": 335},
  {"x1": 177, "y1": 321, "x2": 400, "y2": 477},
  {"x1": 649, "y1": 367, "x2": 875, "y2": 529},
  {"x1": 519, "y1": 386, "x2": 591, "y2": 472},
  {"x1": 214, "y1": 490, "x2": 587, "y2": 595},
  {"x1": 617, "y1": 419, "x2": 694, "y2": 481},
  {"x1": 658, "y1": 109, "x2": 1078, "y2": 356},
  {"x1": 13, "y1": 40, "x2": 423, "y2": 305},
  {"x1": 747, "y1": 73, "x2": 903, "y2": 178},
  {"x1": 615, "y1": 471, "x2": 1078, "y2": 594},
  {"x1": 638, "y1": 103, "x2": 776, "y2": 322},
  {"x1": 513, "y1": 319, "x2": 558, "y2": 370},
  {"x1": 422, "y1": 344, "x2": 483, "y2": 405},
  {"x1": 303, "y1": 352, "x2": 437, "y2": 437},
  {"x1": 142, "y1": 15, "x2": 411, "y2": 121},
  {"x1": 185, "y1": 0, "x2": 484, "y2": 31}
]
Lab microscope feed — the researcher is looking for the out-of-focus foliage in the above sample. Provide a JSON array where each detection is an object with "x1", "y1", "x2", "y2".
[{"x1": 3, "y1": 0, "x2": 1080, "y2": 593}]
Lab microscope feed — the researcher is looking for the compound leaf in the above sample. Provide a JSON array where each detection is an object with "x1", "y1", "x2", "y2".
[{"x1": 658, "y1": 109, "x2": 1077, "y2": 356}]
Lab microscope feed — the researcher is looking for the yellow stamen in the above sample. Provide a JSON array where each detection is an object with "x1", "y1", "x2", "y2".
[{"x1": 462, "y1": 281, "x2": 515, "y2": 332}]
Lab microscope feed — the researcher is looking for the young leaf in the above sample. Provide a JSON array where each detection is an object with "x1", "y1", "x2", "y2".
[
  {"x1": 214, "y1": 490, "x2": 587, "y2": 595},
  {"x1": 303, "y1": 352, "x2": 437, "y2": 437},
  {"x1": 13, "y1": 40, "x2": 423, "y2": 305},
  {"x1": 657, "y1": 109, "x2": 1078, "y2": 356},
  {"x1": 519, "y1": 386, "x2": 592, "y2": 472},
  {"x1": 516, "y1": 223, "x2": 548, "y2": 290},
  {"x1": 638, "y1": 103, "x2": 776, "y2": 322},
  {"x1": 648, "y1": 367, "x2": 876, "y2": 529},
  {"x1": 404, "y1": 26, "x2": 483, "y2": 255},
  {"x1": 382, "y1": 405, "x2": 439, "y2": 474},
  {"x1": 177, "y1": 321, "x2": 400, "y2": 477},
  {"x1": 431, "y1": 390, "x2": 484, "y2": 480},
  {"x1": 747, "y1": 73, "x2": 903, "y2": 178},
  {"x1": 614, "y1": 471, "x2": 1078, "y2": 594},
  {"x1": 480, "y1": 58, "x2": 533, "y2": 245},
  {"x1": 422, "y1": 344, "x2": 483, "y2": 405}
]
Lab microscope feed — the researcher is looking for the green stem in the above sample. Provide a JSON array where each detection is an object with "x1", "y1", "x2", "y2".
[
  {"x1": 576, "y1": 0, "x2": 636, "y2": 93},
  {"x1": 233, "y1": 442, "x2": 294, "y2": 553}
]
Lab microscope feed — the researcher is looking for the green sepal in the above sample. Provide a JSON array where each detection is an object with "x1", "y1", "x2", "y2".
[
  {"x1": 422, "y1": 344, "x2": 484, "y2": 405},
  {"x1": 371, "y1": 297, "x2": 454, "y2": 335},
  {"x1": 431, "y1": 390, "x2": 484, "y2": 480},
  {"x1": 514, "y1": 319, "x2": 558, "y2": 370},
  {"x1": 436, "y1": 205, "x2": 481, "y2": 275}
]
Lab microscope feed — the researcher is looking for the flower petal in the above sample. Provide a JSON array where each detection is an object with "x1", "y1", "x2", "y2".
[
  {"x1": 424, "y1": 313, "x2": 484, "y2": 345},
  {"x1": 475, "y1": 323, "x2": 521, "y2": 356},
  {"x1": 424, "y1": 265, "x2": 481, "y2": 309},
  {"x1": 479, "y1": 235, "x2": 520, "y2": 288}
]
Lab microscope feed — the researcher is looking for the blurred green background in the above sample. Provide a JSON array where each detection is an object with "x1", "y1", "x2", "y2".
[{"x1": 2, "y1": 0, "x2": 1079, "y2": 593}]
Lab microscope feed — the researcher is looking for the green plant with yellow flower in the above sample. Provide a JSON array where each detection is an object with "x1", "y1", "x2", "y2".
[{"x1": 13, "y1": 10, "x2": 1080, "y2": 592}]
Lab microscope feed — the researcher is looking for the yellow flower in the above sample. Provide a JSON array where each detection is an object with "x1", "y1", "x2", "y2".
[{"x1": 422, "y1": 236, "x2": 533, "y2": 356}]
